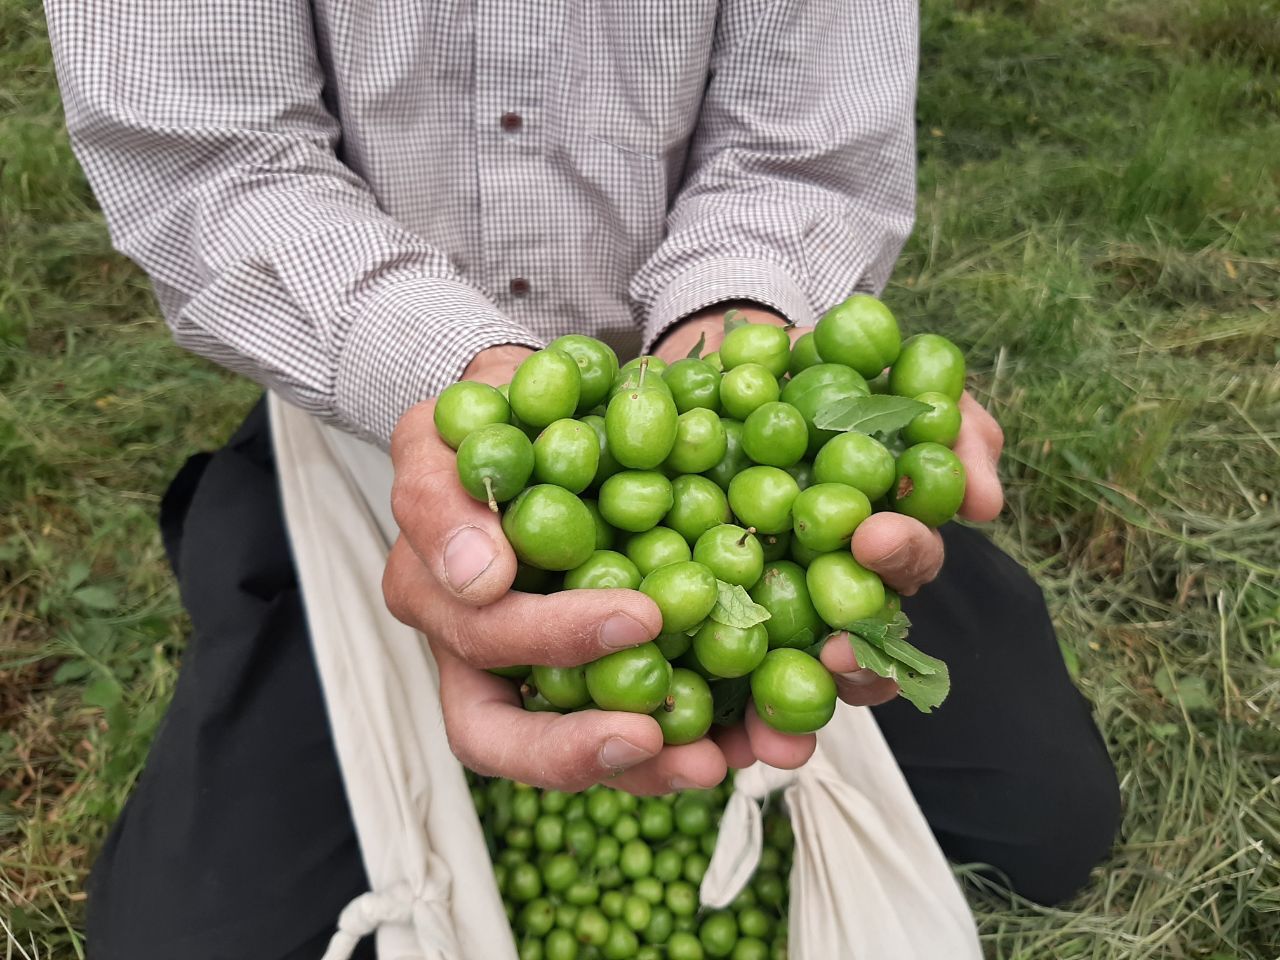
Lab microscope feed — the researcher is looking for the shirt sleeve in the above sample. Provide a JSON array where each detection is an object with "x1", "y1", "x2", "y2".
[
  {"x1": 45, "y1": 0, "x2": 541, "y2": 447},
  {"x1": 630, "y1": 0, "x2": 918, "y2": 347}
]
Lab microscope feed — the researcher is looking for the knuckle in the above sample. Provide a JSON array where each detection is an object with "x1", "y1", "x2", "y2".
[
  {"x1": 382, "y1": 549, "x2": 414, "y2": 624},
  {"x1": 447, "y1": 617, "x2": 495, "y2": 668},
  {"x1": 987, "y1": 418, "x2": 1006, "y2": 455},
  {"x1": 442, "y1": 722, "x2": 484, "y2": 774},
  {"x1": 389, "y1": 399, "x2": 437, "y2": 459},
  {"x1": 390, "y1": 473, "x2": 428, "y2": 530}
]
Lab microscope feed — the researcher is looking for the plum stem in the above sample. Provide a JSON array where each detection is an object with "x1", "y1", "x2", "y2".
[
  {"x1": 662, "y1": 694, "x2": 676, "y2": 713},
  {"x1": 737, "y1": 526, "x2": 757, "y2": 547},
  {"x1": 483, "y1": 475, "x2": 499, "y2": 513}
]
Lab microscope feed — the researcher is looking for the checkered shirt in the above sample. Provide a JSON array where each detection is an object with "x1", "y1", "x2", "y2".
[{"x1": 46, "y1": 0, "x2": 918, "y2": 446}]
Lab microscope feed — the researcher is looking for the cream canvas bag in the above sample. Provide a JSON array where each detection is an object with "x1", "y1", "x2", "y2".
[{"x1": 267, "y1": 393, "x2": 982, "y2": 960}]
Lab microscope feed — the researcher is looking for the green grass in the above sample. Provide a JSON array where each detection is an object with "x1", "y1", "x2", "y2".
[{"x1": 2, "y1": 0, "x2": 1278, "y2": 956}]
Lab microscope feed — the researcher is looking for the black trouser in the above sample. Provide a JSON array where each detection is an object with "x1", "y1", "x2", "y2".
[{"x1": 87, "y1": 399, "x2": 1120, "y2": 959}]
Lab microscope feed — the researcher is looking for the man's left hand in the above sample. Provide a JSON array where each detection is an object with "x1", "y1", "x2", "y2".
[{"x1": 653, "y1": 302, "x2": 1004, "y2": 770}]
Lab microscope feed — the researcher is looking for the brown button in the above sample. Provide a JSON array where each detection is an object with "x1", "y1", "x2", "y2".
[
  {"x1": 509, "y1": 277, "x2": 530, "y2": 297},
  {"x1": 500, "y1": 112, "x2": 523, "y2": 133}
]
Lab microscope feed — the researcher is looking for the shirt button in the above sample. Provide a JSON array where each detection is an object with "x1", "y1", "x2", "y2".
[
  {"x1": 509, "y1": 277, "x2": 530, "y2": 297},
  {"x1": 500, "y1": 112, "x2": 523, "y2": 133}
]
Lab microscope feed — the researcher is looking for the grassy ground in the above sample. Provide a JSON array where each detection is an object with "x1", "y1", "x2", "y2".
[{"x1": 2, "y1": 0, "x2": 1278, "y2": 956}]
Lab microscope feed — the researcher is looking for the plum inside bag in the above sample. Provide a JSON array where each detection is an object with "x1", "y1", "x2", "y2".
[{"x1": 268, "y1": 391, "x2": 981, "y2": 960}]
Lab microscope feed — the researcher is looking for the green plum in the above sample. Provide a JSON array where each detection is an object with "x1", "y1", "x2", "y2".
[
  {"x1": 586, "y1": 643, "x2": 673, "y2": 714},
  {"x1": 533, "y1": 418, "x2": 600, "y2": 493},
  {"x1": 598, "y1": 471, "x2": 674, "y2": 532},
  {"x1": 813, "y1": 294, "x2": 901, "y2": 379},
  {"x1": 805, "y1": 552, "x2": 885, "y2": 629},
  {"x1": 434, "y1": 380, "x2": 511, "y2": 449},
  {"x1": 750, "y1": 648, "x2": 837, "y2": 734},
  {"x1": 639, "y1": 561, "x2": 718, "y2": 633},
  {"x1": 625, "y1": 527, "x2": 692, "y2": 577},
  {"x1": 509, "y1": 349, "x2": 582, "y2": 428},
  {"x1": 790, "y1": 482, "x2": 872, "y2": 553},
  {"x1": 502, "y1": 485, "x2": 596, "y2": 571},
  {"x1": 663, "y1": 358, "x2": 722, "y2": 413},
  {"x1": 549, "y1": 334, "x2": 619, "y2": 412},
  {"x1": 719, "y1": 363, "x2": 780, "y2": 420},
  {"x1": 727, "y1": 466, "x2": 800, "y2": 535},
  {"x1": 888, "y1": 333, "x2": 966, "y2": 401},
  {"x1": 664, "y1": 475, "x2": 732, "y2": 544},
  {"x1": 889, "y1": 441, "x2": 966, "y2": 526},
  {"x1": 606, "y1": 379, "x2": 679, "y2": 469},
  {"x1": 692, "y1": 523, "x2": 764, "y2": 588},
  {"x1": 748, "y1": 561, "x2": 825, "y2": 649},
  {"x1": 456, "y1": 423, "x2": 535, "y2": 509},
  {"x1": 741, "y1": 401, "x2": 808, "y2": 468},
  {"x1": 665, "y1": 408, "x2": 728, "y2": 474},
  {"x1": 563, "y1": 550, "x2": 642, "y2": 590},
  {"x1": 652, "y1": 669, "x2": 713, "y2": 745},
  {"x1": 719, "y1": 323, "x2": 791, "y2": 378},
  {"x1": 811, "y1": 431, "x2": 895, "y2": 501}
]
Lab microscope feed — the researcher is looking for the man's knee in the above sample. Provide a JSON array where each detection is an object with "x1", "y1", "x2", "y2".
[{"x1": 965, "y1": 741, "x2": 1121, "y2": 905}]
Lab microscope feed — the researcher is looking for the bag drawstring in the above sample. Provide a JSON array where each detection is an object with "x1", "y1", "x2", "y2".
[
  {"x1": 321, "y1": 871, "x2": 455, "y2": 960},
  {"x1": 700, "y1": 762, "x2": 803, "y2": 908}
]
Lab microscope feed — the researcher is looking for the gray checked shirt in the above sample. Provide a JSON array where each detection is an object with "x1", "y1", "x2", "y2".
[{"x1": 46, "y1": 0, "x2": 918, "y2": 446}]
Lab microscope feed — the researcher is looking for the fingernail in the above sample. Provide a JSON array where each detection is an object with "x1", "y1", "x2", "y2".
[
  {"x1": 600, "y1": 737, "x2": 652, "y2": 771},
  {"x1": 443, "y1": 526, "x2": 496, "y2": 591},
  {"x1": 599, "y1": 613, "x2": 652, "y2": 649},
  {"x1": 839, "y1": 669, "x2": 879, "y2": 686},
  {"x1": 670, "y1": 776, "x2": 700, "y2": 791}
]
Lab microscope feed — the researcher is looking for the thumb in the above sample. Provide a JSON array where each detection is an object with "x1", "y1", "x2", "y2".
[{"x1": 390, "y1": 398, "x2": 517, "y2": 606}]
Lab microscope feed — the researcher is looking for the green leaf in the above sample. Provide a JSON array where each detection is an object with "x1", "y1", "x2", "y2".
[
  {"x1": 877, "y1": 634, "x2": 946, "y2": 677},
  {"x1": 710, "y1": 676, "x2": 752, "y2": 726},
  {"x1": 723, "y1": 309, "x2": 748, "y2": 336},
  {"x1": 709, "y1": 581, "x2": 772, "y2": 630},
  {"x1": 1154, "y1": 668, "x2": 1215, "y2": 713},
  {"x1": 845, "y1": 610, "x2": 912, "y2": 646},
  {"x1": 813, "y1": 395, "x2": 932, "y2": 435},
  {"x1": 53, "y1": 659, "x2": 93, "y2": 684},
  {"x1": 63, "y1": 559, "x2": 91, "y2": 591},
  {"x1": 845, "y1": 632, "x2": 899, "y2": 675},
  {"x1": 72, "y1": 584, "x2": 119, "y2": 611},
  {"x1": 686, "y1": 332, "x2": 707, "y2": 359},
  {"x1": 82, "y1": 676, "x2": 122, "y2": 710},
  {"x1": 847, "y1": 627, "x2": 951, "y2": 714}
]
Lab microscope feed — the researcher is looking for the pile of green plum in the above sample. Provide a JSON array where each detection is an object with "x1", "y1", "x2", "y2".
[
  {"x1": 473, "y1": 775, "x2": 792, "y2": 960},
  {"x1": 436, "y1": 294, "x2": 966, "y2": 736}
]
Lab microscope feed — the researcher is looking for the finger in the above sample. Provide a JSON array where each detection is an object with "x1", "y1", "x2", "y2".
[
  {"x1": 608, "y1": 738, "x2": 729, "y2": 796},
  {"x1": 954, "y1": 392, "x2": 1004, "y2": 522},
  {"x1": 389, "y1": 399, "x2": 517, "y2": 607},
  {"x1": 744, "y1": 702, "x2": 817, "y2": 769},
  {"x1": 819, "y1": 634, "x2": 901, "y2": 707},
  {"x1": 710, "y1": 722, "x2": 758, "y2": 770},
  {"x1": 386, "y1": 547, "x2": 662, "y2": 667},
  {"x1": 433, "y1": 640, "x2": 666, "y2": 791},
  {"x1": 850, "y1": 512, "x2": 945, "y2": 596}
]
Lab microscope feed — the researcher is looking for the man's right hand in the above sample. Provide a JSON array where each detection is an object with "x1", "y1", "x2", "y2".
[{"x1": 383, "y1": 346, "x2": 729, "y2": 794}]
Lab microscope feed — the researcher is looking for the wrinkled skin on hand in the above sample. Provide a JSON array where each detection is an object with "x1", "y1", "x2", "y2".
[{"x1": 384, "y1": 304, "x2": 1004, "y2": 791}]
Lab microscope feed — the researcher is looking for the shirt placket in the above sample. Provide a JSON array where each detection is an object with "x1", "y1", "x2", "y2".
[{"x1": 474, "y1": 1, "x2": 564, "y2": 339}]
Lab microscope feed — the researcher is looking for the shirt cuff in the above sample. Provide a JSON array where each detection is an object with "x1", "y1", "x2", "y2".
[
  {"x1": 640, "y1": 257, "x2": 818, "y2": 352},
  {"x1": 335, "y1": 275, "x2": 543, "y2": 447}
]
